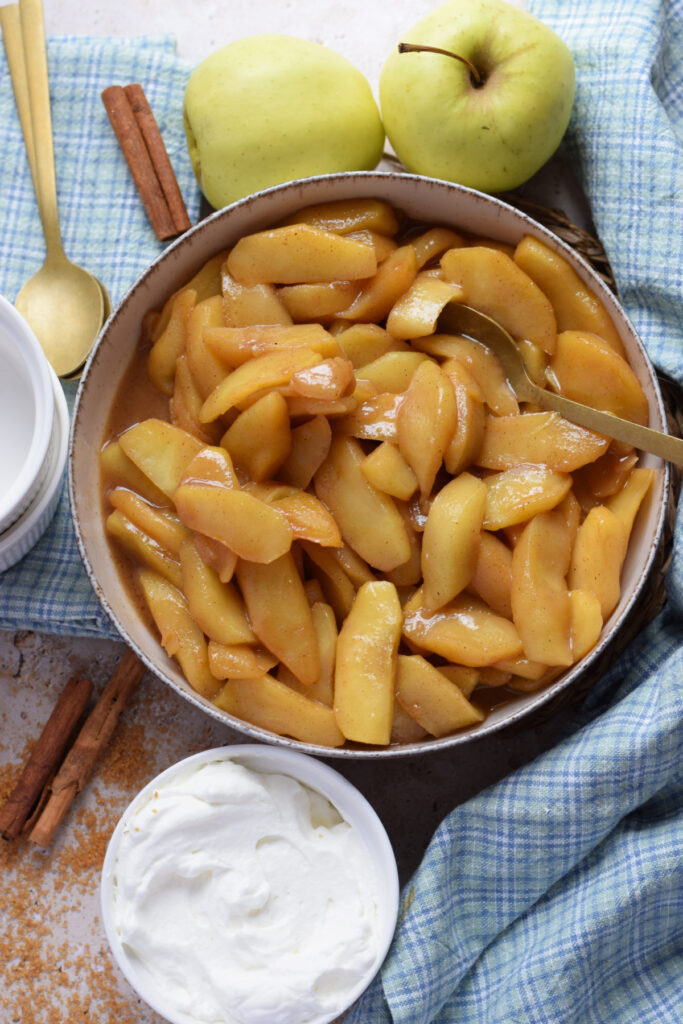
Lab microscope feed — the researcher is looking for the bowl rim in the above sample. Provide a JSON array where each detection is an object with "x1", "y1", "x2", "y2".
[
  {"x1": 70, "y1": 170, "x2": 671, "y2": 759},
  {"x1": 0, "y1": 293, "x2": 55, "y2": 532},
  {"x1": 100, "y1": 743, "x2": 399, "y2": 1024}
]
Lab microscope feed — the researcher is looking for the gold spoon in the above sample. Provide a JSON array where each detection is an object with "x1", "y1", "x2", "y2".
[
  {"x1": 438, "y1": 302, "x2": 683, "y2": 467},
  {"x1": 0, "y1": 0, "x2": 106, "y2": 378}
]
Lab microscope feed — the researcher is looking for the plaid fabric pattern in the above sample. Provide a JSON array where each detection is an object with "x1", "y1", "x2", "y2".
[
  {"x1": 347, "y1": 1, "x2": 683, "y2": 1021},
  {"x1": 0, "y1": 34, "x2": 200, "y2": 636}
]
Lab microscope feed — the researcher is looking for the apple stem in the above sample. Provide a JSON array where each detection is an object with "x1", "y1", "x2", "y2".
[{"x1": 397, "y1": 42, "x2": 483, "y2": 87}]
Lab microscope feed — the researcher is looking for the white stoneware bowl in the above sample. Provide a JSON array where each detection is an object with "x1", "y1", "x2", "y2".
[
  {"x1": 0, "y1": 293, "x2": 55, "y2": 534},
  {"x1": 101, "y1": 744, "x2": 399, "y2": 1024},
  {"x1": 0, "y1": 365, "x2": 68, "y2": 572},
  {"x1": 70, "y1": 172, "x2": 670, "y2": 758}
]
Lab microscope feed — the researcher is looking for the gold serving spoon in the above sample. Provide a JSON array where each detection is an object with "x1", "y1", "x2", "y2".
[
  {"x1": 438, "y1": 302, "x2": 683, "y2": 466},
  {"x1": 0, "y1": 0, "x2": 107, "y2": 378}
]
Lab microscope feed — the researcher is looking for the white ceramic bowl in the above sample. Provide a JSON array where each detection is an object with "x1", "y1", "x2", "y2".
[
  {"x1": 71, "y1": 172, "x2": 669, "y2": 758},
  {"x1": 101, "y1": 744, "x2": 399, "y2": 1024},
  {"x1": 0, "y1": 293, "x2": 55, "y2": 533},
  {"x1": 0, "y1": 365, "x2": 68, "y2": 572}
]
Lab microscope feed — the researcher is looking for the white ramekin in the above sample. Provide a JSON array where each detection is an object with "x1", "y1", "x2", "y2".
[
  {"x1": 101, "y1": 744, "x2": 399, "y2": 1024},
  {"x1": 0, "y1": 364, "x2": 68, "y2": 572},
  {"x1": 0, "y1": 293, "x2": 56, "y2": 533}
]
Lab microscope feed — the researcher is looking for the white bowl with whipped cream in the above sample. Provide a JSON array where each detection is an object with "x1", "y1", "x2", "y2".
[{"x1": 101, "y1": 745, "x2": 399, "y2": 1024}]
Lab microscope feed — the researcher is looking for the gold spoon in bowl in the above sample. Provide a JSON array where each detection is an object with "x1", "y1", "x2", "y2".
[
  {"x1": 438, "y1": 302, "x2": 683, "y2": 467},
  {"x1": 0, "y1": 0, "x2": 106, "y2": 378}
]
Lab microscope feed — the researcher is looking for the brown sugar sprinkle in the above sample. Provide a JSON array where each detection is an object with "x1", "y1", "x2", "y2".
[{"x1": 1, "y1": 632, "x2": 231, "y2": 1023}]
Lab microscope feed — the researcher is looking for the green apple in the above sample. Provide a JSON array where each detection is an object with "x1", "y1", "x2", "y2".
[
  {"x1": 379, "y1": 0, "x2": 575, "y2": 193},
  {"x1": 183, "y1": 34, "x2": 385, "y2": 209}
]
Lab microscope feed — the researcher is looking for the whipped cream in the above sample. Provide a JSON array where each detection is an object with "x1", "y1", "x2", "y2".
[{"x1": 110, "y1": 758, "x2": 381, "y2": 1024}]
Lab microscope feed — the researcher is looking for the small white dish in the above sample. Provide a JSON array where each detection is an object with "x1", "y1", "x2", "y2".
[
  {"x1": 0, "y1": 365, "x2": 68, "y2": 572},
  {"x1": 0, "y1": 293, "x2": 55, "y2": 533},
  {"x1": 101, "y1": 744, "x2": 399, "y2": 1024}
]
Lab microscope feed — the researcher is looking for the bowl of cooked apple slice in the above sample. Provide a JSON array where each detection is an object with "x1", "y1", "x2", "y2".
[{"x1": 70, "y1": 171, "x2": 670, "y2": 757}]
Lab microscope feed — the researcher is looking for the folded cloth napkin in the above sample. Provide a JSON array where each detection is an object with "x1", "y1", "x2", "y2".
[
  {"x1": 346, "y1": 0, "x2": 683, "y2": 1021},
  {"x1": 0, "y1": 34, "x2": 199, "y2": 636}
]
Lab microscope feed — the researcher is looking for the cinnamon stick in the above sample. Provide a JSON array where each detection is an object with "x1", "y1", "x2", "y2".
[
  {"x1": 0, "y1": 676, "x2": 93, "y2": 841},
  {"x1": 28, "y1": 650, "x2": 146, "y2": 848},
  {"x1": 124, "y1": 83, "x2": 191, "y2": 235},
  {"x1": 101, "y1": 85, "x2": 178, "y2": 241}
]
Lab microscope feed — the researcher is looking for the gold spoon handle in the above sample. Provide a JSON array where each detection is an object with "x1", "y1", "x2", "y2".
[
  {"x1": 17, "y1": 0, "x2": 64, "y2": 258},
  {"x1": 529, "y1": 382, "x2": 683, "y2": 466},
  {"x1": 0, "y1": 4, "x2": 38, "y2": 188}
]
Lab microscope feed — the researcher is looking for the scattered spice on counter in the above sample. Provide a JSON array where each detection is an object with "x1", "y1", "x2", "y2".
[{"x1": 0, "y1": 633, "x2": 229, "y2": 1023}]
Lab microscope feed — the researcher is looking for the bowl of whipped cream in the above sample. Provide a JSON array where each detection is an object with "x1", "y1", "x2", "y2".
[{"x1": 101, "y1": 744, "x2": 399, "y2": 1024}]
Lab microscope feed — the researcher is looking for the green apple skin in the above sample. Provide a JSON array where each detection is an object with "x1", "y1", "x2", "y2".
[
  {"x1": 379, "y1": 0, "x2": 576, "y2": 193},
  {"x1": 183, "y1": 35, "x2": 385, "y2": 209}
]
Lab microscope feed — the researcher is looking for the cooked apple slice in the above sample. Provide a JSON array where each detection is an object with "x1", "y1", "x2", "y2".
[
  {"x1": 199, "y1": 346, "x2": 323, "y2": 421},
  {"x1": 410, "y1": 227, "x2": 465, "y2": 268},
  {"x1": 403, "y1": 591, "x2": 523, "y2": 667},
  {"x1": 177, "y1": 445, "x2": 239, "y2": 489},
  {"x1": 511, "y1": 511, "x2": 573, "y2": 666},
  {"x1": 336, "y1": 392, "x2": 403, "y2": 442},
  {"x1": 193, "y1": 533, "x2": 238, "y2": 584},
  {"x1": 207, "y1": 642, "x2": 278, "y2": 680},
  {"x1": 396, "y1": 359, "x2": 457, "y2": 496},
  {"x1": 279, "y1": 415, "x2": 332, "y2": 489},
  {"x1": 109, "y1": 489, "x2": 189, "y2": 556},
  {"x1": 302, "y1": 542, "x2": 356, "y2": 621},
  {"x1": 204, "y1": 323, "x2": 338, "y2": 367},
  {"x1": 337, "y1": 245, "x2": 418, "y2": 322},
  {"x1": 549, "y1": 330, "x2": 649, "y2": 425},
  {"x1": 467, "y1": 530, "x2": 513, "y2": 619},
  {"x1": 514, "y1": 235, "x2": 625, "y2": 354},
  {"x1": 183, "y1": 295, "x2": 229, "y2": 401},
  {"x1": 361, "y1": 441, "x2": 418, "y2": 500},
  {"x1": 279, "y1": 198, "x2": 400, "y2": 236},
  {"x1": 334, "y1": 580, "x2": 402, "y2": 745},
  {"x1": 119, "y1": 420, "x2": 204, "y2": 499},
  {"x1": 226, "y1": 223, "x2": 377, "y2": 285},
  {"x1": 414, "y1": 335, "x2": 518, "y2": 416},
  {"x1": 179, "y1": 538, "x2": 255, "y2": 645},
  {"x1": 568, "y1": 506, "x2": 629, "y2": 619},
  {"x1": 478, "y1": 411, "x2": 609, "y2": 472},
  {"x1": 279, "y1": 281, "x2": 362, "y2": 321},
  {"x1": 171, "y1": 353, "x2": 223, "y2": 445},
  {"x1": 606, "y1": 467, "x2": 655, "y2": 533},
  {"x1": 286, "y1": 357, "x2": 355, "y2": 401},
  {"x1": 441, "y1": 245, "x2": 557, "y2": 353},
  {"x1": 236, "y1": 552, "x2": 320, "y2": 686},
  {"x1": 335, "y1": 322, "x2": 409, "y2": 367},
  {"x1": 107, "y1": 511, "x2": 183, "y2": 589},
  {"x1": 147, "y1": 287, "x2": 196, "y2": 396},
  {"x1": 421, "y1": 473, "x2": 487, "y2": 611},
  {"x1": 385, "y1": 273, "x2": 464, "y2": 339},
  {"x1": 314, "y1": 435, "x2": 411, "y2": 572},
  {"x1": 483, "y1": 464, "x2": 573, "y2": 530},
  {"x1": 214, "y1": 674, "x2": 345, "y2": 747},
  {"x1": 569, "y1": 588, "x2": 603, "y2": 662},
  {"x1": 355, "y1": 351, "x2": 428, "y2": 393},
  {"x1": 271, "y1": 490, "x2": 342, "y2": 547},
  {"x1": 441, "y1": 359, "x2": 486, "y2": 475},
  {"x1": 221, "y1": 265, "x2": 292, "y2": 326},
  {"x1": 139, "y1": 570, "x2": 219, "y2": 698},
  {"x1": 221, "y1": 391, "x2": 291, "y2": 481},
  {"x1": 100, "y1": 440, "x2": 169, "y2": 508},
  {"x1": 174, "y1": 484, "x2": 292, "y2": 563},
  {"x1": 396, "y1": 654, "x2": 483, "y2": 736}
]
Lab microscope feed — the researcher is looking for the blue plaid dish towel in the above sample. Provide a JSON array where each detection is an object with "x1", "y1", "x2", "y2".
[
  {"x1": 0, "y1": 33, "x2": 199, "y2": 636},
  {"x1": 0, "y1": 5, "x2": 682, "y2": 1024}
]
